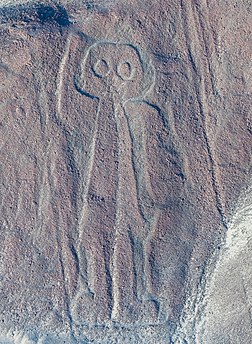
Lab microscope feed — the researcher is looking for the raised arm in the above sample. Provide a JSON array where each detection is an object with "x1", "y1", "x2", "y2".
[{"x1": 124, "y1": 99, "x2": 185, "y2": 218}]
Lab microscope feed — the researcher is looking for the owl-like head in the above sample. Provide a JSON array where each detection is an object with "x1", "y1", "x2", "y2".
[{"x1": 76, "y1": 42, "x2": 153, "y2": 100}]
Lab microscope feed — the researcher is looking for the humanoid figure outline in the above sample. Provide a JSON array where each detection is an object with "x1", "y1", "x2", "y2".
[{"x1": 70, "y1": 41, "x2": 169, "y2": 324}]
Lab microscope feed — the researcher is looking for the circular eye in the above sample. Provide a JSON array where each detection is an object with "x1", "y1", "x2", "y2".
[
  {"x1": 117, "y1": 61, "x2": 135, "y2": 80},
  {"x1": 92, "y1": 59, "x2": 110, "y2": 78}
]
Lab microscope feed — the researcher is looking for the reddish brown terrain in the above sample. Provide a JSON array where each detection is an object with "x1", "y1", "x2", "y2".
[{"x1": 0, "y1": 1, "x2": 251, "y2": 343}]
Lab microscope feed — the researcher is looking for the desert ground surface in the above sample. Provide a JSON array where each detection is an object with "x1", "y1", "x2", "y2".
[{"x1": 0, "y1": 0, "x2": 251, "y2": 343}]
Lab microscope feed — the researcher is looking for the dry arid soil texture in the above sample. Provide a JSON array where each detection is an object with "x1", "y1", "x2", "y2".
[{"x1": 0, "y1": 0, "x2": 251, "y2": 343}]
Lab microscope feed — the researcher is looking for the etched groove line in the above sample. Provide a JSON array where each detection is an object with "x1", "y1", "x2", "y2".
[
  {"x1": 122, "y1": 105, "x2": 151, "y2": 303},
  {"x1": 29, "y1": 42, "x2": 53, "y2": 244},
  {"x1": 56, "y1": 32, "x2": 72, "y2": 118},
  {"x1": 123, "y1": 104, "x2": 150, "y2": 223},
  {"x1": 47, "y1": 153, "x2": 78, "y2": 343},
  {"x1": 56, "y1": 32, "x2": 102, "y2": 298},
  {"x1": 77, "y1": 100, "x2": 101, "y2": 242},
  {"x1": 181, "y1": 0, "x2": 227, "y2": 228},
  {"x1": 192, "y1": 0, "x2": 219, "y2": 95},
  {"x1": 197, "y1": 98, "x2": 227, "y2": 227},
  {"x1": 46, "y1": 33, "x2": 78, "y2": 342},
  {"x1": 171, "y1": 3, "x2": 229, "y2": 341},
  {"x1": 191, "y1": 0, "x2": 226, "y2": 226},
  {"x1": 111, "y1": 99, "x2": 122, "y2": 320}
]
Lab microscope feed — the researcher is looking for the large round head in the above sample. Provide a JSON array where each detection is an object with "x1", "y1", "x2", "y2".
[{"x1": 77, "y1": 42, "x2": 152, "y2": 100}]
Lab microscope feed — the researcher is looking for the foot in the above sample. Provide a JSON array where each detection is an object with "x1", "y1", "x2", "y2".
[
  {"x1": 71, "y1": 289, "x2": 112, "y2": 325},
  {"x1": 71, "y1": 289, "x2": 96, "y2": 325},
  {"x1": 112, "y1": 299, "x2": 159, "y2": 325}
]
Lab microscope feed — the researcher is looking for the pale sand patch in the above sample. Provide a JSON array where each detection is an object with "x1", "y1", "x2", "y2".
[
  {"x1": 0, "y1": 329, "x2": 36, "y2": 344},
  {"x1": 197, "y1": 183, "x2": 252, "y2": 343},
  {"x1": 173, "y1": 183, "x2": 252, "y2": 343}
]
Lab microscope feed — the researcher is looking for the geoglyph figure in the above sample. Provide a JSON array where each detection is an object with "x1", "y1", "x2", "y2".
[{"x1": 70, "y1": 42, "x2": 164, "y2": 324}]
